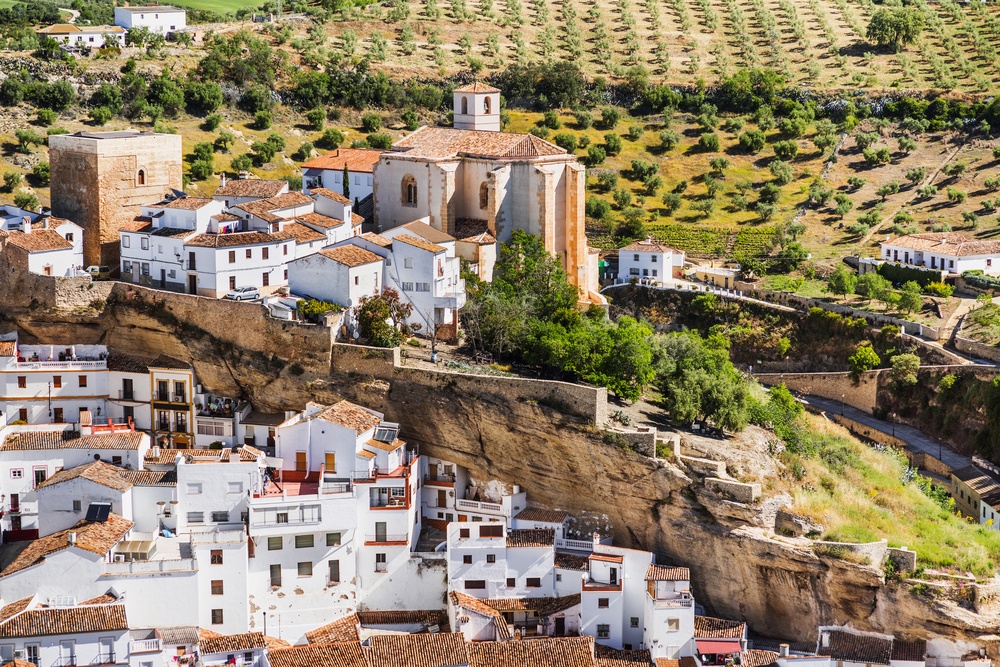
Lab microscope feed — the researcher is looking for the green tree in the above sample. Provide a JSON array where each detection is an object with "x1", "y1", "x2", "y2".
[
  {"x1": 855, "y1": 272, "x2": 892, "y2": 304},
  {"x1": 898, "y1": 281, "x2": 923, "y2": 314},
  {"x1": 32, "y1": 162, "x2": 49, "y2": 186},
  {"x1": 604, "y1": 133, "x2": 623, "y2": 155},
  {"x1": 739, "y1": 129, "x2": 766, "y2": 153},
  {"x1": 698, "y1": 132, "x2": 720, "y2": 152},
  {"x1": 659, "y1": 129, "x2": 681, "y2": 151},
  {"x1": 827, "y1": 265, "x2": 857, "y2": 297},
  {"x1": 13, "y1": 191, "x2": 39, "y2": 211},
  {"x1": 866, "y1": 7, "x2": 925, "y2": 52},
  {"x1": 357, "y1": 288, "x2": 414, "y2": 347},
  {"x1": 319, "y1": 128, "x2": 345, "y2": 149},
  {"x1": 2, "y1": 171, "x2": 22, "y2": 192},
  {"x1": 848, "y1": 341, "x2": 881, "y2": 375},
  {"x1": 890, "y1": 353, "x2": 921, "y2": 385},
  {"x1": 306, "y1": 108, "x2": 326, "y2": 131}
]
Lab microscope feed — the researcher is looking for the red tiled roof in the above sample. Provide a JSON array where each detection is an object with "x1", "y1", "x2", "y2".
[
  {"x1": 595, "y1": 645, "x2": 653, "y2": 667},
  {"x1": 454, "y1": 218, "x2": 496, "y2": 244},
  {"x1": 506, "y1": 528, "x2": 554, "y2": 548},
  {"x1": 36, "y1": 460, "x2": 134, "y2": 492},
  {"x1": 302, "y1": 149, "x2": 383, "y2": 173},
  {"x1": 655, "y1": 658, "x2": 698, "y2": 667},
  {"x1": 272, "y1": 222, "x2": 325, "y2": 244},
  {"x1": 619, "y1": 240, "x2": 678, "y2": 254},
  {"x1": 360, "y1": 232, "x2": 392, "y2": 247},
  {"x1": 515, "y1": 507, "x2": 569, "y2": 524},
  {"x1": 0, "y1": 341, "x2": 15, "y2": 357},
  {"x1": 3, "y1": 229, "x2": 72, "y2": 253},
  {"x1": 396, "y1": 221, "x2": 455, "y2": 244},
  {"x1": 318, "y1": 245, "x2": 382, "y2": 268},
  {"x1": 739, "y1": 650, "x2": 778, "y2": 667},
  {"x1": 0, "y1": 431, "x2": 144, "y2": 451},
  {"x1": 554, "y1": 552, "x2": 589, "y2": 571},
  {"x1": 695, "y1": 616, "x2": 747, "y2": 640},
  {"x1": 200, "y1": 632, "x2": 266, "y2": 654},
  {"x1": 310, "y1": 188, "x2": 352, "y2": 205},
  {"x1": 483, "y1": 593, "x2": 580, "y2": 616},
  {"x1": 121, "y1": 217, "x2": 154, "y2": 232},
  {"x1": 818, "y1": 630, "x2": 892, "y2": 666},
  {"x1": 268, "y1": 642, "x2": 366, "y2": 667},
  {"x1": 454, "y1": 82, "x2": 501, "y2": 94},
  {"x1": 356, "y1": 609, "x2": 447, "y2": 626},
  {"x1": 155, "y1": 197, "x2": 214, "y2": 211},
  {"x1": 0, "y1": 602, "x2": 128, "y2": 638},
  {"x1": 184, "y1": 232, "x2": 277, "y2": 248},
  {"x1": 392, "y1": 127, "x2": 567, "y2": 160},
  {"x1": 645, "y1": 564, "x2": 690, "y2": 581},
  {"x1": 1, "y1": 515, "x2": 134, "y2": 576},
  {"x1": 214, "y1": 180, "x2": 287, "y2": 199},
  {"x1": 365, "y1": 633, "x2": 469, "y2": 667},
  {"x1": 891, "y1": 639, "x2": 927, "y2": 662},
  {"x1": 883, "y1": 232, "x2": 1000, "y2": 258},
  {"x1": 299, "y1": 212, "x2": 347, "y2": 230},
  {"x1": 467, "y1": 636, "x2": 595, "y2": 667},
  {"x1": 393, "y1": 233, "x2": 446, "y2": 254},
  {"x1": 313, "y1": 400, "x2": 382, "y2": 434},
  {"x1": 305, "y1": 613, "x2": 359, "y2": 644}
]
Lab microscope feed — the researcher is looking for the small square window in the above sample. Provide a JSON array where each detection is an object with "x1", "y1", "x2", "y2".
[
  {"x1": 295, "y1": 535, "x2": 314, "y2": 548},
  {"x1": 243, "y1": 654, "x2": 253, "y2": 664},
  {"x1": 597, "y1": 624, "x2": 610, "y2": 639},
  {"x1": 297, "y1": 561, "x2": 313, "y2": 577},
  {"x1": 78, "y1": 375, "x2": 87, "y2": 388},
  {"x1": 212, "y1": 511, "x2": 229, "y2": 523},
  {"x1": 210, "y1": 550, "x2": 223, "y2": 565},
  {"x1": 268, "y1": 537, "x2": 282, "y2": 551},
  {"x1": 228, "y1": 482, "x2": 243, "y2": 493},
  {"x1": 526, "y1": 577, "x2": 541, "y2": 588},
  {"x1": 459, "y1": 528, "x2": 470, "y2": 539},
  {"x1": 72, "y1": 500, "x2": 81, "y2": 512},
  {"x1": 630, "y1": 616, "x2": 639, "y2": 628},
  {"x1": 506, "y1": 577, "x2": 515, "y2": 587},
  {"x1": 10, "y1": 469, "x2": 22, "y2": 479},
  {"x1": 463, "y1": 555, "x2": 472, "y2": 564},
  {"x1": 326, "y1": 532, "x2": 342, "y2": 546},
  {"x1": 211, "y1": 609, "x2": 224, "y2": 624},
  {"x1": 211, "y1": 580, "x2": 224, "y2": 595},
  {"x1": 667, "y1": 618, "x2": 680, "y2": 631},
  {"x1": 486, "y1": 554, "x2": 496, "y2": 563},
  {"x1": 598, "y1": 598, "x2": 609, "y2": 608}
]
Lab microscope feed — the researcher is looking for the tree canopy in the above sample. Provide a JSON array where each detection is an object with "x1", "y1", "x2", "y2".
[{"x1": 866, "y1": 7, "x2": 925, "y2": 52}]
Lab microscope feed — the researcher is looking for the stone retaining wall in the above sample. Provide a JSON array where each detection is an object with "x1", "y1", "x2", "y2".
[
  {"x1": 955, "y1": 335, "x2": 1000, "y2": 363},
  {"x1": 887, "y1": 547, "x2": 917, "y2": 572},
  {"x1": 607, "y1": 427, "x2": 657, "y2": 456},
  {"x1": 756, "y1": 370, "x2": 881, "y2": 413},
  {"x1": 679, "y1": 455, "x2": 726, "y2": 478},
  {"x1": 705, "y1": 477, "x2": 761, "y2": 503},
  {"x1": 331, "y1": 343, "x2": 609, "y2": 425}
]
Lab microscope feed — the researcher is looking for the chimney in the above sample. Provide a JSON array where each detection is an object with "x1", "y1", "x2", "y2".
[
  {"x1": 22, "y1": 217, "x2": 31, "y2": 234},
  {"x1": 67, "y1": 532, "x2": 77, "y2": 546},
  {"x1": 821, "y1": 632, "x2": 830, "y2": 648},
  {"x1": 151, "y1": 445, "x2": 161, "y2": 458},
  {"x1": 220, "y1": 173, "x2": 227, "y2": 188},
  {"x1": 779, "y1": 644, "x2": 790, "y2": 658}
]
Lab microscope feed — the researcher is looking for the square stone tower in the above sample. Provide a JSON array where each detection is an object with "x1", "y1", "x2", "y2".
[
  {"x1": 453, "y1": 82, "x2": 501, "y2": 132},
  {"x1": 49, "y1": 130, "x2": 183, "y2": 266}
]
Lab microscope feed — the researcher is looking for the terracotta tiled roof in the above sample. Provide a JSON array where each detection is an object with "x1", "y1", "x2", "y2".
[
  {"x1": 37, "y1": 23, "x2": 81, "y2": 32},
  {"x1": 883, "y1": 232, "x2": 1000, "y2": 258},
  {"x1": 310, "y1": 188, "x2": 352, "y2": 205},
  {"x1": 397, "y1": 221, "x2": 455, "y2": 244},
  {"x1": 117, "y1": 469, "x2": 176, "y2": 486},
  {"x1": 515, "y1": 507, "x2": 570, "y2": 524},
  {"x1": 149, "y1": 354, "x2": 191, "y2": 370},
  {"x1": 272, "y1": 222, "x2": 325, "y2": 244},
  {"x1": 619, "y1": 240, "x2": 678, "y2": 254},
  {"x1": 1, "y1": 659, "x2": 37, "y2": 667},
  {"x1": 952, "y1": 465, "x2": 1000, "y2": 506},
  {"x1": 506, "y1": 528, "x2": 554, "y2": 548},
  {"x1": 0, "y1": 341, "x2": 15, "y2": 357},
  {"x1": 595, "y1": 645, "x2": 653, "y2": 667},
  {"x1": 144, "y1": 448, "x2": 221, "y2": 465},
  {"x1": 645, "y1": 564, "x2": 690, "y2": 581},
  {"x1": 268, "y1": 642, "x2": 367, "y2": 667},
  {"x1": 739, "y1": 650, "x2": 778, "y2": 667},
  {"x1": 3, "y1": 229, "x2": 72, "y2": 253},
  {"x1": 467, "y1": 636, "x2": 595, "y2": 667},
  {"x1": 695, "y1": 616, "x2": 747, "y2": 639},
  {"x1": 305, "y1": 613, "x2": 360, "y2": 644},
  {"x1": 352, "y1": 212, "x2": 364, "y2": 226},
  {"x1": 212, "y1": 213, "x2": 241, "y2": 222},
  {"x1": 391, "y1": 127, "x2": 566, "y2": 160},
  {"x1": 36, "y1": 460, "x2": 134, "y2": 492},
  {"x1": 156, "y1": 197, "x2": 214, "y2": 211},
  {"x1": 152, "y1": 227, "x2": 196, "y2": 238},
  {"x1": 214, "y1": 180, "x2": 287, "y2": 199},
  {"x1": 393, "y1": 233, "x2": 446, "y2": 254},
  {"x1": 0, "y1": 598, "x2": 32, "y2": 624},
  {"x1": 200, "y1": 632, "x2": 267, "y2": 654},
  {"x1": 454, "y1": 218, "x2": 496, "y2": 244},
  {"x1": 314, "y1": 400, "x2": 383, "y2": 433},
  {"x1": 589, "y1": 553, "x2": 623, "y2": 564},
  {"x1": 302, "y1": 149, "x2": 383, "y2": 173},
  {"x1": 107, "y1": 351, "x2": 150, "y2": 374},
  {"x1": 267, "y1": 192, "x2": 316, "y2": 209},
  {"x1": 158, "y1": 626, "x2": 200, "y2": 645},
  {"x1": 364, "y1": 437, "x2": 406, "y2": 453},
  {"x1": 655, "y1": 658, "x2": 698, "y2": 667},
  {"x1": 450, "y1": 591, "x2": 507, "y2": 631},
  {"x1": 365, "y1": 633, "x2": 469, "y2": 667},
  {"x1": 184, "y1": 231, "x2": 277, "y2": 248},
  {"x1": 360, "y1": 232, "x2": 392, "y2": 247},
  {"x1": 121, "y1": 217, "x2": 154, "y2": 232},
  {"x1": 0, "y1": 602, "x2": 128, "y2": 638},
  {"x1": 299, "y1": 212, "x2": 347, "y2": 230},
  {"x1": 891, "y1": 639, "x2": 927, "y2": 662},
  {"x1": 554, "y1": 552, "x2": 589, "y2": 571},
  {"x1": 1, "y1": 514, "x2": 134, "y2": 577},
  {"x1": 318, "y1": 245, "x2": 382, "y2": 268},
  {"x1": 79, "y1": 592, "x2": 120, "y2": 605},
  {"x1": 483, "y1": 593, "x2": 580, "y2": 616},
  {"x1": 356, "y1": 609, "x2": 447, "y2": 626},
  {"x1": 0, "y1": 431, "x2": 144, "y2": 451},
  {"x1": 454, "y1": 82, "x2": 501, "y2": 94},
  {"x1": 818, "y1": 630, "x2": 892, "y2": 666}
]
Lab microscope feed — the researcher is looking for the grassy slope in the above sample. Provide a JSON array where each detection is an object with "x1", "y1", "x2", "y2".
[{"x1": 788, "y1": 416, "x2": 1000, "y2": 577}]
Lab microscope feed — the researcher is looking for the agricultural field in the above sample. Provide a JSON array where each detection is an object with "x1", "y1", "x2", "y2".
[{"x1": 310, "y1": 0, "x2": 1000, "y2": 91}]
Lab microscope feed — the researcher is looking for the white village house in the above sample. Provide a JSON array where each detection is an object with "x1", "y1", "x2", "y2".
[
  {"x1": 880, "y1": 233, "x2": 1000, "y2": 275},
  {"x1": 35, "y1": 23, "x2": 125, "y2": 48},
  {"x1": 113, "y1": 5, "x2": 187, "y2": 35},
  {"x1": 301, "y1": 148, "x2": 383, "y2": 204},
  {"x1": 0, "y1": 217, "x2": 84, "y2": 277},
  {"x1": 616, "y1": 239, "x2": 685, "y2": 285}
]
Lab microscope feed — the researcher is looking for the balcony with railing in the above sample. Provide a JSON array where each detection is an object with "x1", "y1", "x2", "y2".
[
  {"x1": 152, "y1": 391, "x2": 188, "y2": 404},
  {"x1": 364, "y1": 532, "x2": 408, "y2": 545},
  {"x1": 455, "y1": 498, "x2": 504, "y2": 515},
  {"x1": 424, "y1": 472, "x2": 455, "y2": 487},
  {"x1": 90, "y1": 653, "x2": 117, "y2": 665},
  {"x1": 647, "y1": 593, "x2": 694, "y2": 609},
  {"x1": 129, "y1": 639, "x2": 162, "y2": 654},
  {"x1": 52, "y1": 657, "x2": 77, "y2": 666},
  {"x1": 103, "y1": 558, "x2": 197, "y2": 575}
]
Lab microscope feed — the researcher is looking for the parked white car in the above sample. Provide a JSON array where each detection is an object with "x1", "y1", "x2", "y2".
[{"x1": 224, "y1": 286, "x2": 261, "y2": 301}]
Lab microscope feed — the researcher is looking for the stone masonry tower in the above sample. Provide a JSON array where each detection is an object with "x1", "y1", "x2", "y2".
[
  {"x1": 453, "y1": 82, "x2": 501, "y2": 132},
  {"x1": 49, "y1": 130, "x2": 183, "y2": 267}
]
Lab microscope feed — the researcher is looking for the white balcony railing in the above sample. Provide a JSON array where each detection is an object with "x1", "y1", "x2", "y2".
[
  {"x1": 554, "y1": 537, "x2": 594, "y2": 552},
  {"x1": 129, "y1": 640, "x2": 162, "y2": 654},
  {"x1": 455, "y1": 498, "x2": 504, "y2": 514},
  {"x1": 16, "y1": 360, "x2": 106, "y2": 370},
  {"x1": 104, "y1": 558, "x2": 197, "y2": 574}
]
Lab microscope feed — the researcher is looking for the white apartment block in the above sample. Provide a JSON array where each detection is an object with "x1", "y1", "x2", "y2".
[
  {"x1": 880, "y1": 233, "x2": 1000, "y2": 276},
  {"x1": 113, "y1": 5, "x2": 186, "y2": 34}
]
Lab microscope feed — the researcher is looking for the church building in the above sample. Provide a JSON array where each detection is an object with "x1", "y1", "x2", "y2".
[{"x1": 372, "y1": 83, "x2": 601, "y2": 301}]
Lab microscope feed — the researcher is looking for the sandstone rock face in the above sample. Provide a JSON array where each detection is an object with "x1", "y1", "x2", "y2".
[{"x1": 3, "y1": 295, "x2": 1000, "y2": 651}]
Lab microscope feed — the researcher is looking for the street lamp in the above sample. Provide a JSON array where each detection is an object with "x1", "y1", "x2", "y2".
[
  {"x1": 891, "y1": 413, "x2": 896, "y2": 438},
  {"x1": 840, "y1": 393, "x2": 845, "y2": 416}
]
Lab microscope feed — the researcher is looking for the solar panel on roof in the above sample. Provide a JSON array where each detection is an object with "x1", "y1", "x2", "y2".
[{"x1": 86, "y1": 502, "x2": 112, "y2": 522}]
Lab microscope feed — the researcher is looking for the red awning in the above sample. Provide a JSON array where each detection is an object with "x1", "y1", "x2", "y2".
[{"x1": 696, "y1": 640, "x2": 742, "y2": 655}]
